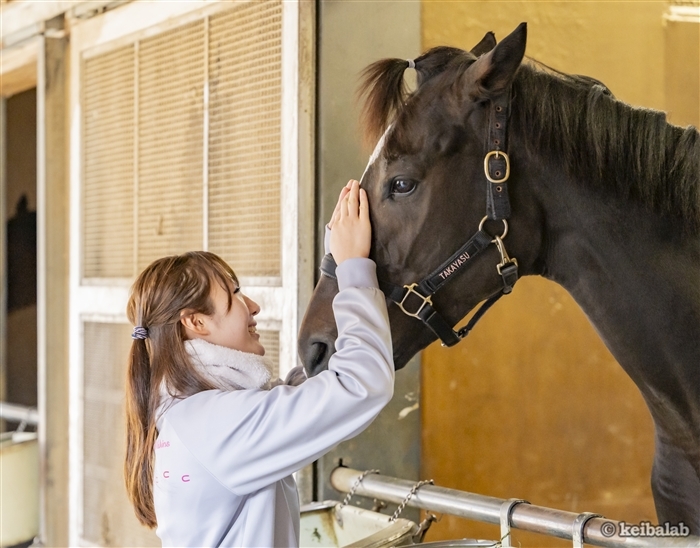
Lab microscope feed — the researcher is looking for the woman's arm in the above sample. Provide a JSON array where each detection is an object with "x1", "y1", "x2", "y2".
[{"x1": 161, "y1": 180, "x2": 395, "y2": 495}]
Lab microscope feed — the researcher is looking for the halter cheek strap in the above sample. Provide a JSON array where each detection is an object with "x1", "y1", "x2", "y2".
[{"x1": 485, "y1": 93, "x2": 512, "y2": 221}]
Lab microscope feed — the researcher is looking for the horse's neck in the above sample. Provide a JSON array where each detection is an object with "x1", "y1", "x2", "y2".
[{"x1": 538, "y1": 173, "x2": 700, "y2": 397}]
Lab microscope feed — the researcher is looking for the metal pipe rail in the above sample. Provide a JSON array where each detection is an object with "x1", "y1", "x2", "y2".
[
  {"x1": 0, "y1": 402, "x2": 39, "y2": 426},
  {"x1": 331, "y1": 467, "x2": 700, "y2": 548}
]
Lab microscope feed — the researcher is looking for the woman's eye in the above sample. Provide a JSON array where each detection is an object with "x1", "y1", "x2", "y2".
[
  {"x1": 390, "y1": 178, "x2": 417, "y2": 195},
  {"x1": 233, "y1": 286, "x2": 241, "y2": 294}
]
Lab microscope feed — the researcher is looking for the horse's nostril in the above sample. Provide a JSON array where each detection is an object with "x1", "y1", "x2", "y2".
[{"x1": 307, "y1": 341, "x2": 330, "y2": 376}]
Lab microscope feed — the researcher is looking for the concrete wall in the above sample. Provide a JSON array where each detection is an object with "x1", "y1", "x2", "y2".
[{"x1": 315, "y1": 0, "x2": 423, "y2": 514}]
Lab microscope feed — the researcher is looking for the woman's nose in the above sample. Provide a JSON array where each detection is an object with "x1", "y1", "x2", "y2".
[{"x1": 244, "y1": 295, "x2": 260, "y2": 316}]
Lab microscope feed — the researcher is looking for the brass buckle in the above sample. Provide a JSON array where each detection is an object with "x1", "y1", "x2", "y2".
[
  {"x1": 397, "y1": 283, "x2": 433, "y2": 319},
  {"x1": 484, "y1": 150, "x2": 510, "y2": 183}
]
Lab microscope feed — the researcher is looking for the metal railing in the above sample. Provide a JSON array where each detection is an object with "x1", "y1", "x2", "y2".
[
  {"x1": 0, "y1": 402, "x2": 39, "y2": 428},
  {"x1": 330, "y1": 467, "x2": 700, "y2": 547}
]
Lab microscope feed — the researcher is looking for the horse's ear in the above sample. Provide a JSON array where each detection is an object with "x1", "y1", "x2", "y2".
[
  {"x1": 467, "y1": 22, "x2": 526, "y2": 100},
  {"x1": 470, "y1": 31, "x2": 496, "y2": 57}
]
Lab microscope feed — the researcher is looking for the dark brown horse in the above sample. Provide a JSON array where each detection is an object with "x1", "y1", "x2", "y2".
[{"x1": 298, "y1": 23, "x2": 700, "y2": 532}]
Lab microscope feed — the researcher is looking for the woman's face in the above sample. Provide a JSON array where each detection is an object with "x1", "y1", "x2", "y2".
[{"x1": 200, "y1": 280, "x2": 265, "y2": 355}]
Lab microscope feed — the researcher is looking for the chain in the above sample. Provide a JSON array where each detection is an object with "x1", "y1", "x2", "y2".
[
  {"x1": 390, "y1": 479, "x2": 434, "y2": 521},
  {"x1": 334, "y1": 469, "x2": 380, "y2": 525}
]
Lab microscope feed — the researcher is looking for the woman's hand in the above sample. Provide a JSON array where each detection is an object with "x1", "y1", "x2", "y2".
[{"x1": 329, "y1": 180, "x2": 371, "y2": 264}]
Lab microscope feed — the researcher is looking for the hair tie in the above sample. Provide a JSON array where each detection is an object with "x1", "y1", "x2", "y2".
[
  {"x1": 132, "y1": 326, "x2": 149, "y2": 340},
  {"x1": 406, "y1": 59, "x2": 415, "y2": 69}
]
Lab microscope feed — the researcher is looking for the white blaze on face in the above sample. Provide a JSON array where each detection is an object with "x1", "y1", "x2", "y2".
[{"x1": 360, "y1": 125, "x2": 392, "y2": 185}]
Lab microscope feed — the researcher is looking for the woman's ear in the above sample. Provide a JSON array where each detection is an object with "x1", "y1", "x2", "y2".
[{"x1": 180, "y1": 311, "x2": 209, "y2": 337}]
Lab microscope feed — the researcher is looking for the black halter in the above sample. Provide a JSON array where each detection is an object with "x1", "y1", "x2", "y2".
[{"x1": 320, "y1": 91, "x2": 519, "y2": 347}]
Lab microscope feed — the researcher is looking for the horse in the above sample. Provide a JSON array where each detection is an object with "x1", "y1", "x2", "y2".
[{"x1": 298, "y1": 23, "x2": 700, "y2": 532}]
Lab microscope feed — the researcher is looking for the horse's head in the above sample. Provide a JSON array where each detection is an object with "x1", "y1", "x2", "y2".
[{"x1": 300, "y1": 23, "x2": 546, "y2": 375}]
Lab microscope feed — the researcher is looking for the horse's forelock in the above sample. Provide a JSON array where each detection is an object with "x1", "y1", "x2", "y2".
[
  {"x1": 358, "y1": 59, "x2": 410, "y2": 150},
  {"x1": 358, "y1": 47, "x2": 475, "y2": 152},
  {"x1": 414, "y1": 46, "x2": 475, "y2": 86}
]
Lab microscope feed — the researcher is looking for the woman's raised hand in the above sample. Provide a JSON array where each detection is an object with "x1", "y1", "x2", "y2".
[{"x1": 329, "y1": 180, "x2": 371, "y2": 265}]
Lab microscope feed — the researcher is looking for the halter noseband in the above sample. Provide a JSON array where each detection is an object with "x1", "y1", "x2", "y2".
[{"x1": 320, "y1": 90, "x2": 519, "y2": 347}]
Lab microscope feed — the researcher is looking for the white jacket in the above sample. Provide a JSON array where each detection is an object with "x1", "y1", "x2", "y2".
[{"x1": 153, "y1": 257, "x2": 394, "y2": 547}]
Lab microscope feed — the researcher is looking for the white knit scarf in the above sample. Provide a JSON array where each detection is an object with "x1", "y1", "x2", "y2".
[{"x1": 184, "y1": 338, "x2": 275, "y2": 391}]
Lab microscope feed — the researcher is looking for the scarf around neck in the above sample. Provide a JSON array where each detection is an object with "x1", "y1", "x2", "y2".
[{"x1": 184, "y1": 338, "x2": 274, "y2": 391}]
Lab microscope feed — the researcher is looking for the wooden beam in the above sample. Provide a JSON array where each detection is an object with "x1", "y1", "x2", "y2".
[
  {"x1": 0, "y1": 39, "x2": 38, "y2": 97},
  {"x1": 36, "y1": 15, "x2": 69, "y2": 547}
]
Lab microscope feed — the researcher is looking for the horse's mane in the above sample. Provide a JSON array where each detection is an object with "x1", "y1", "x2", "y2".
[
  {"x1": 358, "y1": 50, "x2": 700, "y2": 233},
  {"x1": 512, "y1": 61, "x2": 700, "y2": 232}
]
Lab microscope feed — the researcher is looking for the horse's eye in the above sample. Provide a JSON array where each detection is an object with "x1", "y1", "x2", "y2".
[{"x1": 390, "y1": 178, "x2": 417, "y2": 195}]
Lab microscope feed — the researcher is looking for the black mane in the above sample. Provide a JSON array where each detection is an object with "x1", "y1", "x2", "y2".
[{"x1": 512, "y1": 61, "x2": 700, "y2": 232}]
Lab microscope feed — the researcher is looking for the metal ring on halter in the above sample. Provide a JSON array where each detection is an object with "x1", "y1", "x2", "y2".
[
  {"x1": 478, "y1": 216, "x2": 509, "y2": 241},
  {"x1": 499, "y1": 498, "x2": 529, "y2": 547},
  {"x1": 572, "y1": 512, "x2": 602, "y2": 548}
]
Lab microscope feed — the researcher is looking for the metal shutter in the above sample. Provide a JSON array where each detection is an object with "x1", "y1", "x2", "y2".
[
  {"x1": 81, "y1": 0, "x2": 283, "y2": 279},
  {"x1": 77, "y1": 2, "x2": 288, "y2": 545},
  {"x1": 82, "y1": 46, "x2": 135, "y2": 278},
  {"x1": 208, "y1": 2, "x2": 282, "y2": 278}
]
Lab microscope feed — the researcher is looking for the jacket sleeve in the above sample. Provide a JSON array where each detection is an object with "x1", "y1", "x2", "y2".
[{"x1": 163, "y1": 258, "x2": 394, "y2": 495}]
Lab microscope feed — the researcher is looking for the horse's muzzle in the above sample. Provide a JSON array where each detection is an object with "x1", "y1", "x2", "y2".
[{"x1": 299, "y1": 333, "x2": 336, "y2": 377}]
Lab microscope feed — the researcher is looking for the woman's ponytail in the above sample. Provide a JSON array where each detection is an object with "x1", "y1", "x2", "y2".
[{"x1": 124, "y1": 337, "x2": 157, "y2": 528}]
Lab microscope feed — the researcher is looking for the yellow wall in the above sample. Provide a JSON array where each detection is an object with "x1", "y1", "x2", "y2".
[
  {"x1": 423, "y1": 1, "x2": 667, "y2": 109},
  {"x1": 420, "y1": 2, "x2": 695, "y2": 545}
]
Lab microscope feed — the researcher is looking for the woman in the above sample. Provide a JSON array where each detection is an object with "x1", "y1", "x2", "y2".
[{"x1": 124, "y1": 180, "x2": 394, "y2": 547}]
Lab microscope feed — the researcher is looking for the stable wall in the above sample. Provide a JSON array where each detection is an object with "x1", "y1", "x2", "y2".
[
  {"x1": 420, "y1": 2, "x2": 697, "y2": 546},
  {"x1": 316, "y1": 0, "x2": 423, "y2": 514}
]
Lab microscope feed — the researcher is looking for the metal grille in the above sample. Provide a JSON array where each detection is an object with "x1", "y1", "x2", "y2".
[
  {"x1": 137, "y1": 21, "x2": 205, "y2": 271},
  {"x1": 208, "y1": 0, "x2": 282, "y2": 277},
  {"x1": 81, "y1": 3, "x2": 284, "y2": 280},
  {"x1": 82, "y1": 321, "x2": 159, "y2": 547},
  {"x1": 83, "y1": 46, "x2": 135, "y2": 278},
  {"x1": 259, "y1": 329, "x2": 280, "y2": 379}
]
